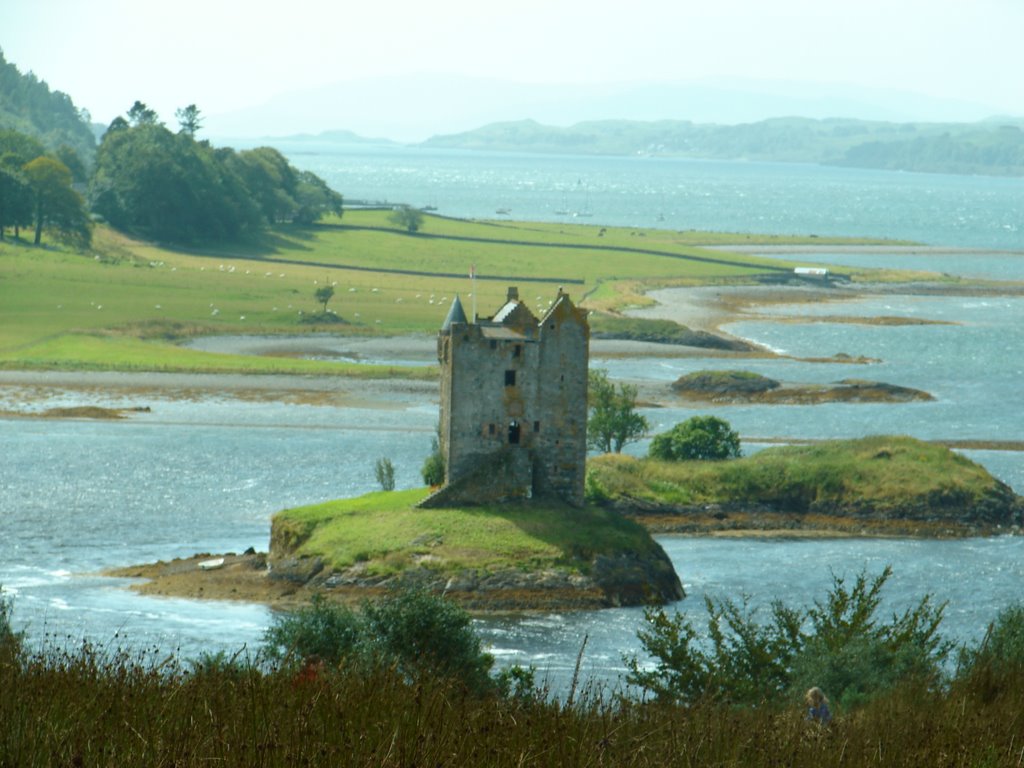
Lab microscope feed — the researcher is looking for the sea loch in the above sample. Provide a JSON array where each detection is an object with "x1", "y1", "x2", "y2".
[{"x1": 2, "y1": 149, "x2": 1022, "y2": 691}]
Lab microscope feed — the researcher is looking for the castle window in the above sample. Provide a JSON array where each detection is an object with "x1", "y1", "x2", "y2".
[
  {"x1": 508, "y1": 420, "x2": 521, "y2": 445},
  {"x1": 490, "y1": 340, "x2": 497, "y2": 350},
  {"x1": 533, "y1": 421, "x2": 540, "y2": 432},
  {"x1": 513, "y1": 344, "x2": 521, "y2": 358},
  {"x1": 488, "y1": 423, "x2": 496, "y2": 436},
  {"x1": 505, "y1": 369, "x2": 516, "y2": 386}
]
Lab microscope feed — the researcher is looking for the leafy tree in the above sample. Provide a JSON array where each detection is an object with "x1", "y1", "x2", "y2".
[
  {"x1": 22, "y1": 155, "x2": 91, "y2": 247},
  {"x1": 0, "y1": 129, "x2": 45, "y2": 239},
  {"x1": 0, "y1": 129, "x2": 46, "y2": 167},
  {"x1": 126, "y1": 100, "x2": 160, "y2": 127},
  {"x1": 789, "y1": 567, "x2": 950, "y2": 709},
  {"x1": 54, "y1": 144, "x2": 87, "y2": 183},
  {"x1": 374, "y1": 457, "x2": 396, "y2": 491},
  {"x1": 91, "y1": 122, "x2": 261, "y2": 243},
  {"x1": 293, "y1": 170, "x2": 343, "y2": 223},
  {"x1": 235, "y1": 147, "x2": 299, "y2": 223},
  {"x1": 587, "y1": 369, "x2": 648, "y2": 454},
  {"x1": 314, "y1": 283, "x2": 335, "y2": 313},
  {"x1": 649, "y1": 415, "x2": 742, "y2": 461},
  {"x1": 175, "y1": 104, "x2": 202, "y2": 137},
  {"x1": 388, "y1": 204, "x2": 423, "y2": 233},
  {"x1": 90, "y1": 111, "x2": 342, "y2": 244},
  {"x1": 0, "y1": 165, "x2": 32, "y2": 239},
  {"x1": 0, "y1": 50, "x2": 96, "y2": 163}
]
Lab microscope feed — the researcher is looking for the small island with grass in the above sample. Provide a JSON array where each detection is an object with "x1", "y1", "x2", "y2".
[
  {"x1": 111, "y1": 488, "x2": 684, "y2": 610},
  {"x1": 587, "y1": 435, "x2": 1023, "y2": 537},
  {"x1": 670, "y1": 370, "x2": 933, "y2": 404}
]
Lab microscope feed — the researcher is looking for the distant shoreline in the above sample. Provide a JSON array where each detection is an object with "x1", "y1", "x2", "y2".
[{"x1": 2, "y1": 276, "x2": 1022, "y2": 412}]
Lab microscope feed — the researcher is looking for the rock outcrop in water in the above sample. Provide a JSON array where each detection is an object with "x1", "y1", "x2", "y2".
[{"x1": 671, "y1": 370, "x2": 933, "y2": 404}]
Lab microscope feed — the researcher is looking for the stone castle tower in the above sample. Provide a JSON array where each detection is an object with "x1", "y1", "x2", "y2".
[{"x1": 420, "y1": 286, "x2": 590, "y2": 507}]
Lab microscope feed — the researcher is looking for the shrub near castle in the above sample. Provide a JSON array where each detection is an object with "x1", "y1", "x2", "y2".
[{"x1": 648, "y1": 415, "x2": 742, "y2": 461}]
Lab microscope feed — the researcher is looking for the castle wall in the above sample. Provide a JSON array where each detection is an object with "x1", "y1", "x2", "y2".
[
  {"x1": 443, "y1": 324, "x2": 539, "y2": 496},
  {"x1": 534, "y1": 299, "x2": 590, "y2": 505}
]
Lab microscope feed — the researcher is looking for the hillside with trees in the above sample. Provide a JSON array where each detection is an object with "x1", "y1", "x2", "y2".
[
  {"x1": 91, "y1": 103, "x2": 343, "y2": 244},
  {"x1": 423, "y1": 117, "x2": 1024, "y2": 177},
  {"x1": 0, "y1": 49, "x2": 95, "y2": 166},
  {"x1": 0, "y1": 50, "x2": 343, "y2": 248}
]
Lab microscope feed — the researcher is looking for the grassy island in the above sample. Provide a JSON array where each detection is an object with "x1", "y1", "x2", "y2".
[
  {"x1": 267, "y1": 490, "x2": 684, "y2": 610},
  {"x1": 670, "y1": 369, "x2": 934, "y2": 404},
  {"x1": 114, "y1": 489, "x2": 684, "y2": 611},
  {"x1": 587, "y1": 436, "x2": 1023, "y2": 537}
]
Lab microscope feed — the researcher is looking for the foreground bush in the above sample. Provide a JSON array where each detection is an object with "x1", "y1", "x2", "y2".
[
  {"x1": 263, "y1": 588, "x2": 496, "y2": 693},
  {"x1": 626, "y1": 567, "x2": 951, "y2": 710}
]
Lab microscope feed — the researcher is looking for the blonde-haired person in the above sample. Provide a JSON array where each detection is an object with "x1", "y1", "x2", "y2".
[{"x1": 805, "y1": 687, "x2": 831, "y2": 724}]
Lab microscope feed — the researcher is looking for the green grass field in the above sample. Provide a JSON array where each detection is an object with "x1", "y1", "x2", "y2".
[
  {"x1": 0, "y1": 211, "x2": 910, "y2": 374},
  {"x1": 271, "y1": 488, "x2": 659, "y2": 575}
]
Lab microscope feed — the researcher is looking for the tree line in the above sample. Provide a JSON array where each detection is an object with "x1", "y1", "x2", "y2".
[
  {"x1": 91, "y1": 102, "x2": 343, "y2": 244},
  {"x1": 1, "y1": 98, "x2": 343, "y2": 248},
  {"x1": 0, "y1": 49, "x2": 96, "y2": 163}
]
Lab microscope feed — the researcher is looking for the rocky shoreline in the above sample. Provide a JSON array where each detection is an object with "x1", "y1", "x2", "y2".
[{"x1": 107, "y1": 542, "x2": 686, "y2": 612}]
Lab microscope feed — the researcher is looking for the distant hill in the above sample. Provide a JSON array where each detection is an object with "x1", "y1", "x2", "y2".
[
  {"x1": 272, "y1": 129, "x2": 398, "y2": 146},
  {"x1": 421, "y1": 117, "x2": 1024, "y2": 177},
  {"x1": 0, "y1": 49, "x2": 95, "y2": 163},
  {"x1": 203, "y1": 74, "x2": 1012, "y2": 143}
]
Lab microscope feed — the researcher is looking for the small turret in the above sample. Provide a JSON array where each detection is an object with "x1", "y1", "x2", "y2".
[{"x1": 441, "y1": 295, "x2": 468, "y2": 330}]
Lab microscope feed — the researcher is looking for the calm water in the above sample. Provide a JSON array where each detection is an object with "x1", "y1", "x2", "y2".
[
  {"x1": 276, "y1": 143, "x2": 1024, "y2": 250},
  {"x1": 3, "y1": 150, "x2": 1023, "y2": 689}
]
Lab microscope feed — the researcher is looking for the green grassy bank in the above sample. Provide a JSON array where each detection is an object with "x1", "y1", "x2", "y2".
[{"x1": 0, "y1": 211, "x2": 908, "y2": 374}]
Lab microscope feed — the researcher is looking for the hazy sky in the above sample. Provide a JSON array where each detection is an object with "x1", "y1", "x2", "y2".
[{"x1": 3, "y1": 0, "x2": 1022, "y2": 132}]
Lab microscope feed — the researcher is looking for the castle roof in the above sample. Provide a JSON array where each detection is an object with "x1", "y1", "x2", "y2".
[
  {"x1": 441, "y1": 295, "x2": 468, "y2": 330},
  {"x1": 480, "y1": 326, "x2": 531, "y2": 341}
]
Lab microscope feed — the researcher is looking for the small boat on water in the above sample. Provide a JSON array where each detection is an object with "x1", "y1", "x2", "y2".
[{"x1": 198, "y1": 557, "x2": 225, "y2": 571}]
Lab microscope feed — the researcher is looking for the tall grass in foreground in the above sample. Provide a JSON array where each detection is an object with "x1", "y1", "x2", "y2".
[
  {"x1": 3, "y1": 583, "x2": 1024, "y2": 767},
  {"x1": 3, "y1": 645, "x2": 1023, "y2": 767}
]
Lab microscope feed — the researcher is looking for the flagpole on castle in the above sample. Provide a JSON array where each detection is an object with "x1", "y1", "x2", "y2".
[{"x1": 470, "y1": 264, "x2": 477, "y2": 321}]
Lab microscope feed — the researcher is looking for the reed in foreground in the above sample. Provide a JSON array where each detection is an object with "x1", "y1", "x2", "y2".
[{"x1": 3, "y1": 644, "x2": 1024, "y2": 767}]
